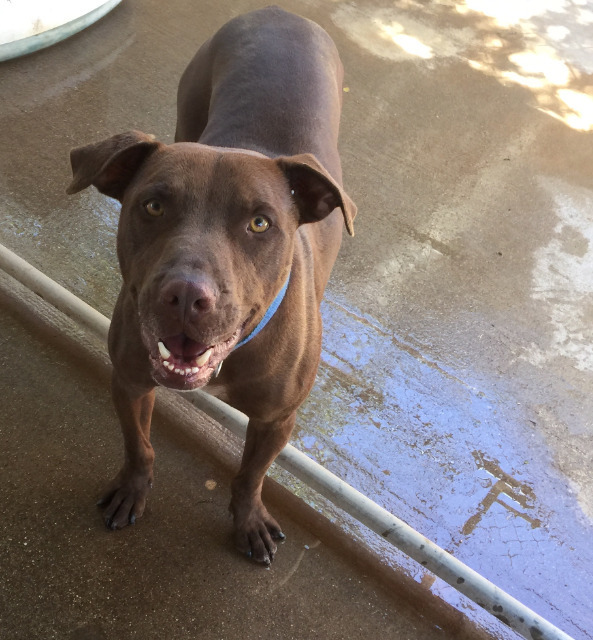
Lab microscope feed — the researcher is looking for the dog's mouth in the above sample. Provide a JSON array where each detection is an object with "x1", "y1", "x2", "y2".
[{"x1": 150, "y1": 329, "x2": 242, "y2": 390}]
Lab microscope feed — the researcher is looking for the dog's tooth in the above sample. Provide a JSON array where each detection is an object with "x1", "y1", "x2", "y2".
[
  {"x1": 191, "y1": 367, "x2": 199, "y2": 374},
  {"x1": 175, "y1": 368, "x2": 183, "y2": 375},
  {"x1": 158, "y1": 341, "x2": 171, "y2": 360},
  {"x1": 196, "y1": 348, "x2": 213, "y2": 367},
  {"x1": 166, "y1": 363, "x2": 175, "y2": 371}
]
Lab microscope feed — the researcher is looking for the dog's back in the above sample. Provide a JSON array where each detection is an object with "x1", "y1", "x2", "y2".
[{"x1": 175, "y1": 6, "x2": 345, "y2": 181}]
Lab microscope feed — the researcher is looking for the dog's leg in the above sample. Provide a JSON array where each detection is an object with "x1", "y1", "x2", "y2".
[
  {"x1": 98, "y1": 373, "x2": 156, "y2": 529},
  {"x1": 230, "y1": 414, "x2": 295, "y2": 564}
]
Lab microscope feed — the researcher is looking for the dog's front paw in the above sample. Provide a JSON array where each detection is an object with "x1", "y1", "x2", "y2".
[
  {"x1": 97, "y1": 466, "x2": 153, "y2": 530},
  {"x1": 231, "y1": 500, "x2": 286, "y2": 565}
]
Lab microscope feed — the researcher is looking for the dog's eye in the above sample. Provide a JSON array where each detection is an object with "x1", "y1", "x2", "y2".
[
  {"x1": 144, "y1": 199, "x2": 164, "y2": 217},
  {"x1": 249, "y1": 215, "x2": 270, "y2": 233}
]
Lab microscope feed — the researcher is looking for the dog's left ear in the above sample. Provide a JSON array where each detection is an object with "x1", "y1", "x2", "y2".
[{"x1": 276, "y1": 154, "x2": 357, "y2": 236}]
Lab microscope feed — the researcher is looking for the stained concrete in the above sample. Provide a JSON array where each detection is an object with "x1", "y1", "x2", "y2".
[
  {"x1": 0, "y1": 272, "x2": 461, "y2": 640},
  {"x1": 0, "y1": 0, "x2": 592, "y2": 638}
]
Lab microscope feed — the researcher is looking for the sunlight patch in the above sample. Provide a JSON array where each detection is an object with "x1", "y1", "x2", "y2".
[
  {"x1": 461, "y1": 0, "x2": 569, "y2": 27},
  {"x1": 332, "y1": 4, "x2": 475, "y2": 63},
  {"x1": 509, "y1": 48, "x2": 571, "y2": 86},
  {"x1": 379, "y1": 23, "x2": 434, "y2": 59}
]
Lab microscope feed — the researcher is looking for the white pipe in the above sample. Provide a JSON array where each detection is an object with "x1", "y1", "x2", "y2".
[
  {"x1": 0, "y1": 242, "x2": 575, "y2": 640},
  {"x1": 0, "y1": 243, "x2": 110, "y2": 340}
]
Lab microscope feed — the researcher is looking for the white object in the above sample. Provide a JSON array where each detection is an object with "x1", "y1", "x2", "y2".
[{"x1": 0, "y1": 0, "x2": 122, "y2": 61}]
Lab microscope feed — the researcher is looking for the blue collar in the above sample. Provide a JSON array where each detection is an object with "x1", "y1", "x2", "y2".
[{"x1": 234, "y1": 272, "x2": 291, "y2": 350}]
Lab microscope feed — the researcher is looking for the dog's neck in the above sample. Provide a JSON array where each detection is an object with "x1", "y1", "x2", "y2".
[{"x1": 235, "y1": 272, "x2": 291, "y2": 350}]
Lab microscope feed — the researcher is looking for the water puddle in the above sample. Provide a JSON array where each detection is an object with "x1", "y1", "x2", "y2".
[
  {"x1": 0, "y1": 190, "x2": 121, "y2": 316},
  {"x1": 286, "y1": 290, "x2": 592, "y2": 639}
]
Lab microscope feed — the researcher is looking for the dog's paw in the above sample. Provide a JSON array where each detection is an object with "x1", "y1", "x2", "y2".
[
  {"x1": 231, "y1": 502, "x2": 286, "y2": 565},
  {"x1": 97, "y1": 467, "x2": 153, "y2": 530}
]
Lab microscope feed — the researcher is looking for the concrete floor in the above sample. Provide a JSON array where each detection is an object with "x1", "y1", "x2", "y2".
[
  {"x1": 1, "y1": 0, "x2": 592, "y2": 638},
  {"x1": 0, "y1": 273, "x2": 470, "y2": 640}
]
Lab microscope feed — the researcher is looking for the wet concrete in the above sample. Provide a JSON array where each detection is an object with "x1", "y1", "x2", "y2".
[
  {"x1": 1, "y1": 0, "x2": 592, "y2": 638},
  {"x1": 0, "y1": 272, "x2": 464, "y2": 640}
]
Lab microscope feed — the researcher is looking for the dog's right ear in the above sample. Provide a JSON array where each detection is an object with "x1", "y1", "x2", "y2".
[{"x1": 66, "y1": 130, "x2": 161, "y2": 202}]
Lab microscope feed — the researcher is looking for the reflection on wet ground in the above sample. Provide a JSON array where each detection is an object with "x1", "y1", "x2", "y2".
[
  {"x1": 0, "y1": 195, "x2": 121, "y2": 317},
  {"x1": 289, "y1": 290, "x2": 592, "y2": 639}
]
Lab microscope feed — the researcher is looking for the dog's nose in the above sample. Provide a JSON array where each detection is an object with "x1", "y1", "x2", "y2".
[{"x1": 160, "y1": 277, "x2": 218, "y2": 319}]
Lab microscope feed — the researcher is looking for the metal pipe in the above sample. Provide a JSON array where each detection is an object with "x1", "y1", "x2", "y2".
[{"x1": 0, "y1": 242, "x2": 575, "y2": 640}]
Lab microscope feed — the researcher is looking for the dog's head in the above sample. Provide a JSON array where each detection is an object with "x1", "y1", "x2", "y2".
[{"x1": 67, "y1": 130, "x2": 356, "y2": 390}]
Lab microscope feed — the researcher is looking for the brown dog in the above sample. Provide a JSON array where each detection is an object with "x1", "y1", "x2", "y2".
[{"x1": 67, "y1": 6, "x2": 356, "y2": 564}]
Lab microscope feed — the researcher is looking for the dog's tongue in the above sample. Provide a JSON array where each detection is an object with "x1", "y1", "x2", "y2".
[{"x1": 162, "y1": 334, "x2": 209, "y2": 360}]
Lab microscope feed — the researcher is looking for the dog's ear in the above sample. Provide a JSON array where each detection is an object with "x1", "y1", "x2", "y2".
[
  {"x1": 67, "y1": 130, "x2": 161, "y2": 202},
  {"x1": 276, "y1": 154, "x2": 357, "y2": 236}
]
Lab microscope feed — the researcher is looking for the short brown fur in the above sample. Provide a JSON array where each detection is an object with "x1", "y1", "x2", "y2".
[{"x1": 67, "y1": 6, "x2": 356, "y2": 564}]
